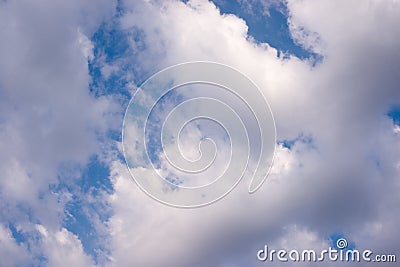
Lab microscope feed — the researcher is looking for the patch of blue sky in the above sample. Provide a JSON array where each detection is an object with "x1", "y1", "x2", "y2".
[
  {"x1": 329, "y1": 233, "x2": 356, "y2": 251},
  {"x1": 33, "y1": 255, "x2": 48, "y2": 267},
  {"x1": 8, "y1": 221, "x2": 47, "y2": 266},
  {"x1": 163, "y1": 175, "x2": 183, "y2": 192},
  {"x1": 89, "y1": 13, "x2": 150, "y2": 145},
  {"x1": 58, "y1": 10, "x2": 137, "y2": 261},
  {"x1": 89, "y1": 21, "x2": 132, "y2": 98},
  {"x1": 278, "y1": 133, "x2": 314, "y2": 150},
  {"x1": 9, "y1": 223, "x2": 26, "y2": 245},
  {"x1": 64, "y1": 201, "x2": 109, "y2": 265},
  {"x1": 80, "y1": 155, "x2": 113, "y2": 195},
  {"x1": 89, "y1": 14, "x2": 149, "y2": 99},
  {"x1": 205, "y1": 0, "x2": 321, "y2": 62},
  {"x1": 165, "y1": 175, "x2": 184, "y2": 187},
  {"x1": 71, "y1": 19, "x2": 132, "y2": 251},
  {"x1": 59, "y1": 156, "x2": 112, "y2": 264},
  {"x1": 387, "y1": 105, "x2": 400, "y2": 125},
  {"x1": 280, "y1": 139, "x2": 296, "y2": 150},
  {"x1": 145, "y1": 90, "x2": 185, "y2": 167}
]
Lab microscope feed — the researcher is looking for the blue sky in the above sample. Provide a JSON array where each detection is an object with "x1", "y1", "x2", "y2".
[
  {"x1": 0, "y1": 0, "x2": 399, "y2": 266},
  {"x1": 210, "y1": 0, "x2": 314, "y2": 59}
]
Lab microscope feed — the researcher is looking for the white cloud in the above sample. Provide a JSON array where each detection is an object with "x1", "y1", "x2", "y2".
[
  {"x1": 106, "y1": 0, "x2": 400, "y2": 266},
  {"x1": 78, "y1": 28, "x2": 95, "y2": 61},
  {"x1": 0, "y1": 0, "x2": 117, "y2": 264},
  {"x1": 36, "y1": 224, "x2": 96, "y2": 267},
  {"x1": 1, "y1": 0, "x2": 399, "y2": 266},
  {"x1": 0, "y1": 224, "x2": 31, "y2": 266}
]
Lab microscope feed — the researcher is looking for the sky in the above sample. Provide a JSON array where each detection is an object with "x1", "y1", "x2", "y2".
[{"x1": 0, "y1": 0, "x2": 399, "y2": 266}]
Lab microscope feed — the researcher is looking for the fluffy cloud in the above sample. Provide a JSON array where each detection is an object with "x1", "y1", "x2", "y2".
[
  {"x1": 0, "y1": 0, "x2": 117, "y2": 264},
  {"x1": 106, "y1": 0, "x2": 400, "y2": 266},
  {"x1": 0, "y1": 224, "x2": 31, "y2": 266},
  {"x1": 1, "y1": 0, "x2": 399, "y2": 266},
  {"x1": 35, "y1": 224, "x2": 96, "y2": 267}
]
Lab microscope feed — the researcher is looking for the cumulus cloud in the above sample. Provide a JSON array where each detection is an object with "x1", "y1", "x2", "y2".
[
  {"x1": 0, "y1": 0, "x2": 117, "y2": 264},
  {"x1": 36, "y1": 224, "x2": 96, "y2": 267},
  {"x1": 106, "y1": 0, "x2": 400, "y2": 266},
  {"x1": 1, "y1": 0, "x2": 399, "y2": 266},
  {"x1": 0, "y1": 224, "x2": 31, "y2": 266}
]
